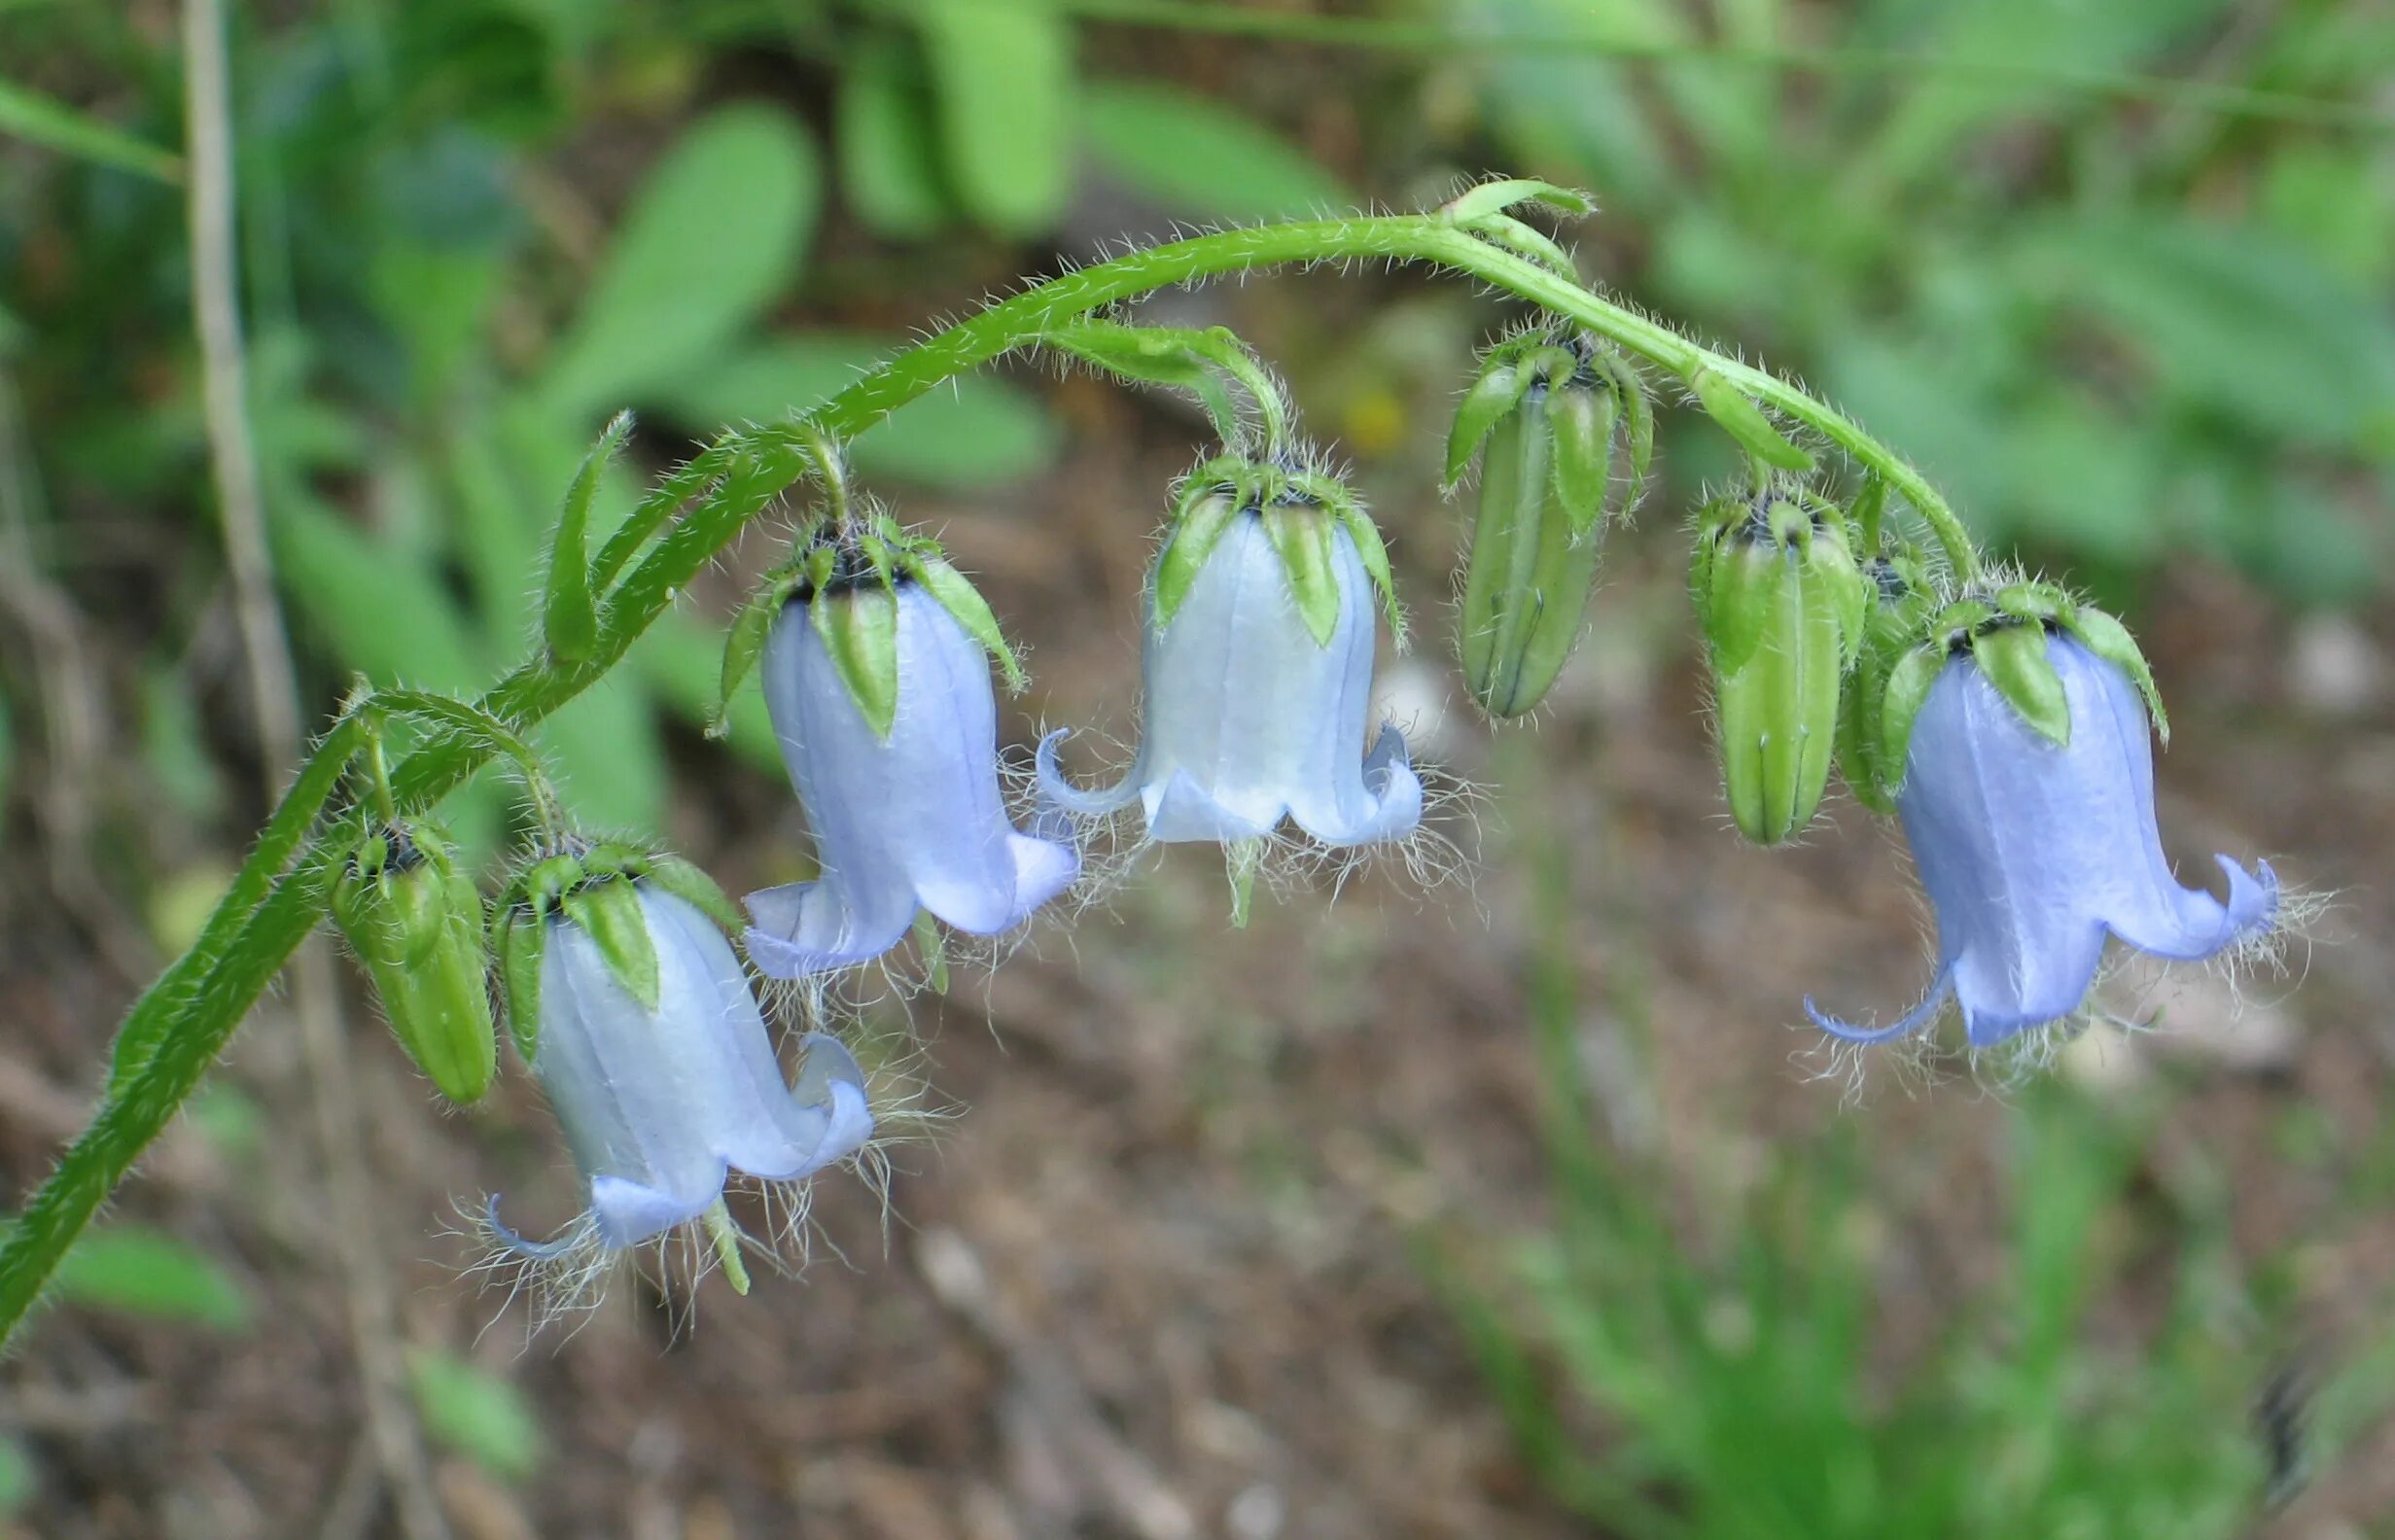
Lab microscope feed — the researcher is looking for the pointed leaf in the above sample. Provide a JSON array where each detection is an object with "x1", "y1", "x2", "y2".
[
  {"x1": 560, "y1": 878, "x2": 659, "y2": 1011},
  {"x1": 1339, "y1": 507, "x2": 1404, "y2": 645},
  {"x1": 0, "y1": 79, "x2": 180, "y2": 182},
  {"x1": 712, "y1": 584, "x2": 787, "y2": 740},
  {"x1": 811, "y1": 585, "x2": 901, "y2": 738},
  {"x1": 1440, "y1": 178, "x2": 1594, "y2": 223},
  {"x1": 1691, "y1": 368, "x2": 1814, "y2": 472},
  {"x1": 1042, "y1": 322, "x2": 1240, "y2": 442},
  {"x1": 544, "y1": 411, "x2": 631, "y2": 664}
]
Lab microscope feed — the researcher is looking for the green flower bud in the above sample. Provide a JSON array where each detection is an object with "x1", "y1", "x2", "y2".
[
  {"x1": 332, "y1": 822, "x2": 497, "y2": 1104},
  {"x1": 1451, "y1": 335, "x2": 1634, "y2": 718},
  {"x1": 1696, "y1": 492, "x2": 1867, "y2": 845}
]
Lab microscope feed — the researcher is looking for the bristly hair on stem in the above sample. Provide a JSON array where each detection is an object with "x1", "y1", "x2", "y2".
[{"x1": 0, "y1": 198, "x2": 1984, "y2": 1348}]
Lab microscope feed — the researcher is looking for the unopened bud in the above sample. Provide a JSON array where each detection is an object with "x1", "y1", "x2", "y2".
[{"x1": 332, "y1": 822, "x2": 497, "y2": 1103}]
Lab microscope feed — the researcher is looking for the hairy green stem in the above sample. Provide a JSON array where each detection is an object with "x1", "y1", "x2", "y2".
[{"x1": 0, "y1": 209, "x2": 1972, "y2": 1343}]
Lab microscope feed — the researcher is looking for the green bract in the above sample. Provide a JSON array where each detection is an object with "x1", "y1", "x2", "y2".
[
  {"x1": 330, "y1": 822, "x2": 497, "y2": 1104},
  {"x1": 1694, "y1": 491, "x2": 1868, "y2": 846}
]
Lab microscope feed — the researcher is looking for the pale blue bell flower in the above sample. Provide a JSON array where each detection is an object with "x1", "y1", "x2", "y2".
[
  {"x1": 745, "y1": 580, "x2": 1077, "y2": 977},
  {"x1": 1809, "y1": 633, "x2": 2276, "y2": 1048},
  {"x1": 490, "y1": 885, "x2": 873, "y2": 1254},
  {"x1": 1038, "y1": 508, "x2": 1423, "y2": 844}
]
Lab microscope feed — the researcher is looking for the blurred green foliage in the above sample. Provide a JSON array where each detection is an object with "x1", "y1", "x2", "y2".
[
  {"x1": 1449, "y1": 0, "x2": 2395, "y2": 605},
  {"x1": 408, "y1": 1349, "x2": 546, "y2": 1481},
  {"x1": 46, "y1": 1224, "x2": 252, "y2": 1331}
]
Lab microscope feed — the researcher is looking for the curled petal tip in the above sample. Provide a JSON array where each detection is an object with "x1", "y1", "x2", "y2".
[
  {"x1": 1034, "y1": 728, "x2": 1140, "y2": 819},
  {"x1": 483, "y1": 1194, "x2": 582, "y2": 1260},
  {"x1": 1804, "y1": 968, "x2": 1953, "y2": 1045}
]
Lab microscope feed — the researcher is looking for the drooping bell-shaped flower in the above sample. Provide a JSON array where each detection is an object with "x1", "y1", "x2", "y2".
[
  {"x1": 1808, "y1": 629, "x2": 2276, "y2": 1048},
  {"x1": 743, "y1": 569, "x2": 1077, "y2": 978},
  {"x1": 1038, "y1": 480, "x2": 1422, "y2": 846},
  {"x1": 488, "y1": 876, "x2": 873, "y2": 1255}
]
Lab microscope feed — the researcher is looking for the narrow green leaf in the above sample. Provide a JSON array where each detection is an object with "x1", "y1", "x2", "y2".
[
  {"x1": 1081, "y1": 80, "x2": 1352, "y2": 222},
  {"x1": 916, "y1": 0, "x2": 1074, "y2": 236},
  {"x1": 1041, "y1": 322, "x2": 1241, "y2": 442},
  {"x1": 560, "y1": 878, "x2": 659, "y2": 1011},
  {"x1": 1690, "y1": 368, "x2": 1814, "y2": 472},
  {"x1": 53, "y1": 1227, "x2": 251, "y2": 1331},
  {"x1": 538, "y1": 106, "x2": 822, "y2": 418},
  {"x1": 544, "y1": 411, "x2": 632, "y2": 664},
  {"x1": 811, "y1": 585, "x2": 901, "y2": 738},
  {"x1": 0, "y1": 79, "x2": 179, "y2": 182},
  {"x1": 408, "y1": 1351, "x2": 544, "y2": 1482},
  {"x1": 1338, "y1": 507, "x2": 1404, "y2": 644},
  {"x1": 1441, "y1": 178, "x2": 1594, "y2": 223}
]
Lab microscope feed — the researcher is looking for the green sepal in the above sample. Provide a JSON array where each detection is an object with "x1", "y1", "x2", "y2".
[
  {"x1": 2058, "y1": 605, "x2": 2168, "y2": 742},
  {"x1": 1850, "y1": 473, "x2": 1887, "y2": 554},
  {"x1": 1335, "y1": 503, "x2": 1405, "y2": 646},
  {"x1": 1439, "y1": 178, "x2": 1595, "y2": 223},
  {"x1": 637, "y1": 855, "x2": 746, "y2": 937},
  {"x1": 810, "y1": 580, "x2": 902, "y2": 738},
  {"x1": 1705, "y1": 536, "x2": 1788, "y2": 678},
  {"x1": 1992, "y1": 581, "x2": 2074, "y2": 626},
  {"x1": 559, "y1": 875, "x2": 660, "y2": 1012},
  {"x1": 1262, "y1": 502, "x2": 1343, "y2": 648},
  {"x1": 1879, "y1": 644, "x2": 1948, "y2": 792},
  {"x1": 1836, "y1": 669, "x2": 1897, "y2": 817},
  {"x1": 1803, "y1": 519, "x2": 1869, "y2": 670},
  {"x1": 1591, "y1": 351, "x2": 1653, "y2": 514},
  {"x1": 911, "y1": 555, "x2": 1025, "y2": 692},
  {"x1": 1690, "y1": 368, "x2": 1814, "y2": 472},
  {"x1": 544, "y1": 410, "x2": 632, "y2": 665},
  {"x1": 712, "y1": 564, "x2": 804, "y2": 738},
  {"x1": 495, "y1": 907, "x2": 546, "y2": 1064},
  {"x1": 911, "y1": 910, "x2": 950, "y2": 997},
  {"x1": 1972, "y1": 623, "x2": 2071, "y2": 746},
  {"x1": 1154, "y1": 487, "x2": 1245, "y2": 631},
  {"x1": 1548, "y1": 379, "x2": 1617, "y2": 538},
  {"x1": 1445, "y1": 361, "x2": 1533, "y2": 487}
]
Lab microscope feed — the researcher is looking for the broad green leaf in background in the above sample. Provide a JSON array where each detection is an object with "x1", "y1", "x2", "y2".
[
  {"x1": 1080, "y1": 81, "x2": 1353, "y2": 223},
  {"x1": 837, "y1": 34, "x2": 951, "y2": 239},
  {"x1": 2013, "y1": 216, "x2": 2395, "y2": 447},
  {"x1": 408, "y1": 1350, "x2": 544, "y2": 1481},
  {"x1": 0, "y1": 687, "x2": 12, "y2": 850},
  {"x1": 635, "y1": 618, "x2": 781, "y2": 770},
  {"x1": 51, "y1": 1225, "x2": 253, "y2": 1331},
  {"x1": 0, "y1": 77, "x2": 180, "y2": 181},
  {"x1": 537, "y1": 104, "x2": 823, "y2": 418},
  {"x1": 656, "y1": 331, "x2": 1061, "y2": 489},
  {"x1": 912, "y1": 0, "x2": 1074, "y2": 237},
  {"x1": 269, "y1": 494, "x2": 490, "y2": 692}
]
